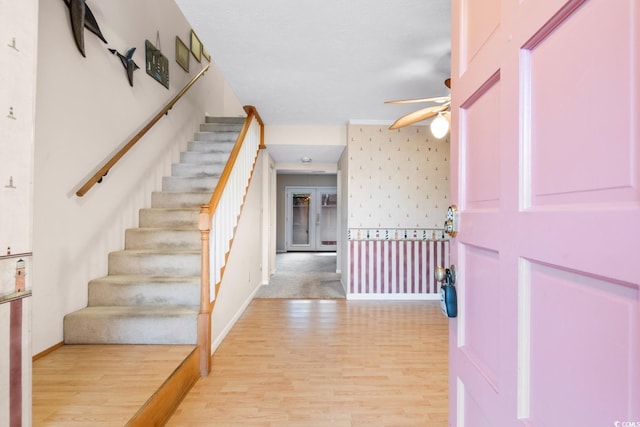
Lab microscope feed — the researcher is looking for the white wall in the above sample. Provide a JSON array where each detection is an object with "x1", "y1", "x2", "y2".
[
  {"x1": 265, "y1": 125, "x2": 346, "y2": 173},
  {"x1": 266, "y1": 125, "x2": 346, "y2": 147},
  {"x1": 338, "y1": 145, "x2": 350, "y2": 290},
  {"x1": 1, "y1": 0, "x2": 37, "y2": 424},
  {"x1": 0, "y1": 0, "x2": 37, "y2": 258},
  {"x1": 211, "y1": 150, "x2": 267, "y2": 352},
  {"x1": 32, "y1": 0, "x2": 244, "y2": 354}
]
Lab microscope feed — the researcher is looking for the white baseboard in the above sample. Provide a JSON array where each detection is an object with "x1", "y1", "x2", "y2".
[{"x1": 346, "y1": 293, "x2": 440, "y2": 301}]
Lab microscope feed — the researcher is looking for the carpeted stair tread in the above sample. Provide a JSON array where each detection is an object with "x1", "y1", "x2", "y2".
[
  {"x1": 180, "y1": 151, "x2": 231, "y2": 164},
  {"x1": 151, "y1": 191, "x2": 212, "y2": 208},
  {"x1": 89, "y1": 274, "x2": 200, "y2": 284},
  {"x1": 188, "y1": 140, "x2": 236, "y2": 151},
  {"x1": 125, "y1": 228, "x2": 200, "y2": 250},
  {"x1": 64, "y1": 306, "x2": 198, "y2": 344},
  {"x1": 171, "y1": 162, "x2": 225, "y2": 177},
  {"x1": 138, "y1": 207, "x2": 200, "y2": 228},
  {"x1": 199, "y1": 122, "x2": 244, "y2": 132},
  {"x1": 162, "y1": 175, "x2": 220, "y2": 192},
  {"x1": 88, "y1": 275, "x2": 200, "y2": 306},
  {"x1": 108, "y1": 249, "x2": 201, "y2": 276},
  {"x1": 194, "y1": 132, "x2": 238, "y2": 143},
  {"x1": 204, "y1": 116, "x2": 245, "y2": 124},
  {"x1": 107, "y1": 249, "x2": 202, "y2": 255},
  {"x1": 67, "y1": 305, "x2": 199, "y2": 317}
]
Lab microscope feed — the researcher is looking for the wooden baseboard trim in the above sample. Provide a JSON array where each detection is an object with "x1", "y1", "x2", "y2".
[
  {"x1": 126, "y1": 346, "x2": 200, "y2": 426},
  {"x1": 32, "y1": 341, "x2": 64, "y2": 362}
]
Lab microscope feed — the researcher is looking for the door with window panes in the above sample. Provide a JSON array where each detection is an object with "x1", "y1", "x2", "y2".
[{"x1": 286, "y1": 187, "x2": 337, "y2": 251}]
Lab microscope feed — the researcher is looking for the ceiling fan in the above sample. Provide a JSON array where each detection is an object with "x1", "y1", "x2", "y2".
[{"x1": 386, "y1": 78, "x2": 451, "y2": 136}]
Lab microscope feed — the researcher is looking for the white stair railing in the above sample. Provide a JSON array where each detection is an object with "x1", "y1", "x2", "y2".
[
  {"x1": 211, "y1": 118, "x2": 260, "y2": 285},
  {"x1": 198, "y1": 106, "x2": 264, "y2": 376}
]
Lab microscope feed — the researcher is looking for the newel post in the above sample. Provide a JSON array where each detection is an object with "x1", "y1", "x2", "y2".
[{"x1": 198, "y1": 204, "x2": 212, "y2": 376}]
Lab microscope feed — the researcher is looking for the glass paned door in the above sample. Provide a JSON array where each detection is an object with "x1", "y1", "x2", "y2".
[
  {"x1": 291, "y1": 192, "x2": 311, "y2": 245},
  {"x1": 318, "y1": 190, "x2": 337, "y2": 247},
  {"x1": 286, "y1": 187, "x2": 337, "y2": 251}
]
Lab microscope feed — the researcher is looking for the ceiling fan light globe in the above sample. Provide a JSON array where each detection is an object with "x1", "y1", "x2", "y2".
[{"x1": 430, "y1": 114, "x2": 449, "y2": 139}]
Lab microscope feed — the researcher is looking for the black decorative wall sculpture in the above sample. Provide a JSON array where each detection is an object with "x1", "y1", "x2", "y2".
[
  {"x1": 63, "y1": 0, "x2": 107, "y2": 57},
  {"x1": 109, "y1": 47, "x2": 140, "y2": 87}
]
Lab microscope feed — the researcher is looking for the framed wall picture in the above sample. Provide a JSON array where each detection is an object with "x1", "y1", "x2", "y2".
[
  {"x1": 175, "y1": 36, "x2": 189, "y2": 72},
  {"x1": 190, "y1": 30, "x2": 202, "y2": 63},
  {"x1": 202, "y1": 48, "x2": 211, "y2": 62},
  {"x1": 145, "y1": 40, "x2": 169, "y2": 89}
]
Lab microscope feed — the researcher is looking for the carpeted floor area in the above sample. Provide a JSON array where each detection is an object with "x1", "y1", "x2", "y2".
[{"x1": 255, "y1": 252, "x2": 346, "y2": 299}]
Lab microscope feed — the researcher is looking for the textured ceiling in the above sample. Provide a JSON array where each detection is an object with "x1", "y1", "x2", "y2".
[{"x1": 175, "y1": 0, "x2": 451, "y2": 127}]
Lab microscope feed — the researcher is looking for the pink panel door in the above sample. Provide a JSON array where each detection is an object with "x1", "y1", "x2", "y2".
[{"x1": 449, "y1": 0, "x2": 640, "y2": 426}]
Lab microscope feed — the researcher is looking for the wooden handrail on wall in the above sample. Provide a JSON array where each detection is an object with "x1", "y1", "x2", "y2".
[
  {"x1": 75, "y1": 65, "x2": 211, "y2": 197},
  {"x1": 198, "y1": 105, "x2": 264, "y2": 376}
]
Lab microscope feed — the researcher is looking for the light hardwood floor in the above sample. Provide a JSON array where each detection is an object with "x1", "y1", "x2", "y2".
[
  {"x1": 168, "y1": 299, "x2": 448, "y2": 426},
  {"x1": 32, "y1": 344, "x2": 195, "y2": 426},
  {"x1": 31, "y1": 300, "x2": 448, "y2": 426}
]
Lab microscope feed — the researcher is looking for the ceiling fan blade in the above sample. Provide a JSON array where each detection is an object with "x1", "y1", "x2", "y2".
[
  {"x1": 389, "y1": 104, "x2": 449, "y2": 130},
  {"x1": 385, "y1": 96, "x2": 450, "y2": 105}
]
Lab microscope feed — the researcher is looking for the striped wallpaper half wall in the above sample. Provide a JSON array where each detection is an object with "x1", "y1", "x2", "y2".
[{"x1": 349, "y1": 239, "x2": 449, "y2": 297}]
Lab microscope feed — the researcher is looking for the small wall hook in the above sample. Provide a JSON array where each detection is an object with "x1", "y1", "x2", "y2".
[
  {"x1": 5, "y1": 176, "x2": 16, "y2": 188},
  {"x1": 8, "y1": 37, "x2": 19, "y2": 51},
  {"x1": 7, "y1": 107, "x2": 16, "y2": 120}
]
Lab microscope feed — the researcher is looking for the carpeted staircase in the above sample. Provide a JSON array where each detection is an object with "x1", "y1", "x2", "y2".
[{"x1": 64, "y1": 117, "x2": 245, "y2": 345}]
